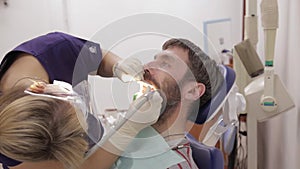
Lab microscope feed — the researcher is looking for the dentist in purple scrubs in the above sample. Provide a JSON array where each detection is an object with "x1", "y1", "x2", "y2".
[
  {"x1": 0, "y1": 32, "x2": 143, "y2": 90},
  {"x1": 0, "y1": 32, "x2": 162, "y2": 169}
]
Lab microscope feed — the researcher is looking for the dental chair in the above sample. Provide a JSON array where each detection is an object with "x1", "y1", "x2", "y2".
[{"x1": 186, "y1": 64, "x2": 239, "y2": 169}]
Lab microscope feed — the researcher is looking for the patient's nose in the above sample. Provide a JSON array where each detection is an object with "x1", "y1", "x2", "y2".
[
  {"x1": 143, "y1": 62, "x2": 160, "y2": 78},
  {"x1": 144, "y1": 61, "x2": 158, "y2": 69},
  {"x1": 143, "y1": 68, "x2": 151, "y2": 81}
]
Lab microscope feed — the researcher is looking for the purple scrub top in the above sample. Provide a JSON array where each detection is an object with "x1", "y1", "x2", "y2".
[{"x1": 0, "y1": 32, "x2": 102, "y2": 86}]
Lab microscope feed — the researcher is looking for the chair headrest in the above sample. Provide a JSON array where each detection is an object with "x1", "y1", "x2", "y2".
[
  {"x1": 186, "y1": 133, "x2": 224, "y2": 169},
  {"x1": 193, "y1": 65, "x2": 236, "y2": 124}
]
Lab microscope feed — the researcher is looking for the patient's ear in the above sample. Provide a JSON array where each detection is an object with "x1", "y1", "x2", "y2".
[{"x1": 184, "y1": 82, "x2": 205, "y2": 101}]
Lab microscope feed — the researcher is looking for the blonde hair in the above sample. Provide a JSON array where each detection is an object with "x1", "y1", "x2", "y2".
[{"x1": 0, "y1": 86, "x2": 88, "y2": 169}]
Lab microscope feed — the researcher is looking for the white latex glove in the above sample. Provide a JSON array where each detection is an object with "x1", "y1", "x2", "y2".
[
  {"x1": 109, "y1": 91, "x2": 163, "y2": 151},
  {"x1": 112, "y1": 58, "x2": 144, "y2": 82}
]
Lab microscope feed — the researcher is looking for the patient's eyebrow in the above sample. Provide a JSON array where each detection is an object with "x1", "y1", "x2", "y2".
[{"x1": 154, "y1": 53, "x2": 175, "y2": 62}]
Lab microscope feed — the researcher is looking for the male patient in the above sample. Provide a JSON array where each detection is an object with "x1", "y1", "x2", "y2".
[{"x1": 112, "y1": 38, "x2": 224, "y2": 169}]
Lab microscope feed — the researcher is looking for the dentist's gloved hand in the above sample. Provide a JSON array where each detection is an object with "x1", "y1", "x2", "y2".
[
  {"x1": 112, "y1": 57, "x2": 144, "y2": 82},
  {"x1": 109, "y1": 91, "x2": 163, "y2": 151}
]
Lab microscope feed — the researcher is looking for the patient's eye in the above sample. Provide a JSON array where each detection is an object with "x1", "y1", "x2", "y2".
[{"x1": 160, "y1": 61, "x2": 171, "y2": 68}]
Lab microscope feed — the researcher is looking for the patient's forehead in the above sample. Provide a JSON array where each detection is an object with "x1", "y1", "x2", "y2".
[
  {"x1": 164, "y1": 47, "x2": 189, "y2": 63},
  {"x1": 153, "y1": 48, "x2": 191, "y2": 82},
  {"x1": 154, "y1": 49, "x2": 189, "y2": 65}
]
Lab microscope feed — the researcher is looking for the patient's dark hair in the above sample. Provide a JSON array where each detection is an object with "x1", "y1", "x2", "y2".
[{"x1": 162, "y1": 38, "x2": 224, "y2": 120}]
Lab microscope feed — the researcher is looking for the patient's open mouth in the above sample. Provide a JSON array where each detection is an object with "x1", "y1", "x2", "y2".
[
  {"x1": 138, "y1": 81, "x2": 156, "y2": 93},
  {"x1": 143, "y1": 69, "x2": 159, "y2": 90}
]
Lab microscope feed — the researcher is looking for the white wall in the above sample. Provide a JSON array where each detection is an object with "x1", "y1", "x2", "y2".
[
  {"x1": 63, "y1": 0, "x2": 243, "y2": 66},
  {"x1": 0, "y1": 0, "x2": 243, "y2": 60},
  {"x1": 0, "y1": 0, "x2": 68, "y2": 60},
  {"x1": 66, "y1": 0, "x2": 242, "y2": 41}
]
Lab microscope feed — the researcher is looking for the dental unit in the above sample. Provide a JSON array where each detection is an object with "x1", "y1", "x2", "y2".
[{"x1": 234, "y1": 0, "x2": 296, "y2": 168}]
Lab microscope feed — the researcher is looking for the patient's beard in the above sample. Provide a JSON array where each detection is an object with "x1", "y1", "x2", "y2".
[
  {"x1": 154, "y1": 78, "x2": 181, "y2": 127},
  {"x1": 144, "y1": 71, "x2": 182, "y2": 126}
]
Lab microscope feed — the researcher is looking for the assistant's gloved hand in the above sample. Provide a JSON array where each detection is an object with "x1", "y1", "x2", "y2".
[
  {"x1": 112, "y1": 57, "x2": 144, "y2": 82},
  {"x1": 109, "y1": 91, "x2": 163, "y2": 151}
]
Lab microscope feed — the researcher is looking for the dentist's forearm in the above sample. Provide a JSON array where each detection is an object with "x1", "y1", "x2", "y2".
[
  {"x1": 80, "y1": 142, "x2": 121, "y2": 169},
  {"x1": 97, "y1": 49, "x2": 122, "y2": 77}
]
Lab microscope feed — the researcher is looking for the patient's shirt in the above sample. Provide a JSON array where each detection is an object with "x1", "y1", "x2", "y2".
[
  {"x1": 0, "y1": 32, "x2": 102, "y2": 86},
  {"x1": 167, "y1": 139, "x2": 198, "y2": 169},
  {"x1": 112, "y1": 127, "x2": 198, "y2": 169}
]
